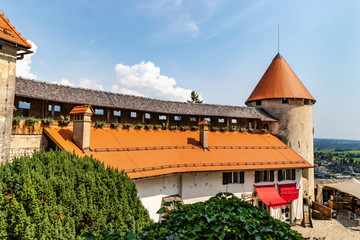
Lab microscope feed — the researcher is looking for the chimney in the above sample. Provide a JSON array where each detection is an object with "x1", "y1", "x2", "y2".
[
  {"x1": 69, "y1": 105, "x2": 94, "y2": 153},
  {"x1": 198, "y1": 120, "x2": 210, "y2": 150}
]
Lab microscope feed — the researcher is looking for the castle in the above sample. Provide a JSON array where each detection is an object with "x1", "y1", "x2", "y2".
[{"x1": 1, "y1": 13, "x2": 315, "y2": 223}]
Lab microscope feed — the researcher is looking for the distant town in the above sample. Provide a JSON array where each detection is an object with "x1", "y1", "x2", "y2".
[{"x1": 314, "y1": 138, "x2": 360, "y2": 179}]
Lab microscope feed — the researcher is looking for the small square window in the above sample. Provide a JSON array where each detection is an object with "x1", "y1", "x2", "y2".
[
  {"x1": 113, "y1": 110, "x2": 121, "y2": 117},
  {"x1": 48, "y1": 105, "x2": 61, "y2": 112},
  {"x1": 145, "y1": 113, "x2": 151, "y2": 119},
  {"x1": 256, "y1": 100, "x2": 261, "y2": 106},
  {"x1": 304, "y1": 99, "x2": 310, "y2": 105},
  {"x1": 282, "y1": 98, "x2": 289, "y2": 104},
  {"x1": 19, "y1": 101, "x2": 30, "y2": 109},
  {"x1": 174, "y1": 116, "x2": 181, "y2": 121},
  {"x1": 95, "y1": 109, "x2": 104, "y2": 115},
  {"x1": 131, "y1": 112, "x2": 137, "y2": 118},
  {"x1": 204, "y1": 117, "x2": 211, "y2": 122},
  {"x1": 218, "y1": 118, "x2": 224, "y2": 123},
  {"x1": 159, "y1": 115, "x2": 167, "y2": 120},
  {"x1": 231, "y1": 119, "x2": 237, "y2": 124},
  {"x1": 190, "y1": 116, "x2": 197, "y2": 122}
]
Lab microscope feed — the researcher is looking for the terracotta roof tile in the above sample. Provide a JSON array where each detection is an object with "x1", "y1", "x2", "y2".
[
  {"x1": 0, "y1": 13, "x2": 31, "y2": 49},
  {"x1": 69, "y1": 105, "x2": 95, "y2": 115},
  {"x1": 44, "y1": 127, "x2": 312, "y2": 179},
  {"x1": 246, "y1": 53, "x2": 315, "y2": 103}
]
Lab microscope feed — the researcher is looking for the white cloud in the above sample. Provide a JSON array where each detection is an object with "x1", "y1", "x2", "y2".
[
  {"x1": 114, "y1": 61, "x2": 196, "y2": 102},
  {"x1": 16, "y1": 39, "x2": 37, "y2": 79},
  {"x1": 79, "y1": 78, "x2": 104, "y2": 91}
]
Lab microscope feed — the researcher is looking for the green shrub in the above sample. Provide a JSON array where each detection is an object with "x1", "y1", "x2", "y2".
[
  {"x1": 135, "y1": 123, "x2": 144, "y2": 129},
  {"x1": 169, "y1": 126, "x2": 177, "y2": 130},
  {"x1": 240, "y1": 128, "x2": 247, "y2": 132},
  {"x1": 230, "y1": 125, "x2": 237, "y2": 131},
  {"x1": 25, "y1": 117, "x2": 39, "y2": 126},
  {"x1": 0, "y1": 150, "x2": 151, "y2": 239},
  {"x1": 123, "y1": 123, "x2": 132, "y2": 129},
  {"x1": 42, "y1": 117, "x2": 54, "y2": 124},
  {"x1": 138, "y1": 192, "x2": 304, "y2": 239},
  {"x1": 221, "y1": 127, "x2": 227, "y2": 132},
  {"x1": 12, "y1": 116, "x2": 24, "y2": 125},
  {"x1": 249, "y1": 128, "x2": 255, "y2": 132},
  {"x1": 95, "y1": 121, "x2": 106, "y2": 128},
  {"x1": 111, "y1": 122, "x2": 120, "y2": 129},
  {"x1": 261, "y1": 128, "x2": 267, "y2": 133},
  {"x1": 154, "y1": 124, "x2": 162, "y2": 130}
]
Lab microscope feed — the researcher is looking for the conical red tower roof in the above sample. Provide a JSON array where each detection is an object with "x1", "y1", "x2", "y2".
[{"x1": 246, "y1": 53, "x2": 315, "y2": 104}]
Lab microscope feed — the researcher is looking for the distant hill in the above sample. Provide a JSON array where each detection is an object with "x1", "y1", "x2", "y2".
[{"x1": 315, "y1": 138, "x2": 360, "y2": 150}]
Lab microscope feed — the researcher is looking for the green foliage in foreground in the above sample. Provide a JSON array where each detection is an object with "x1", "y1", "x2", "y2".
[
  {"x1": 86, "y1": 192, "x2": 305, "y2": 240},
  {"x1": 0, "y1": 150, "x2": 151, "y2": 239}
]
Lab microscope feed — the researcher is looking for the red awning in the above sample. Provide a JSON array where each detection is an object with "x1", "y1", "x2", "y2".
[
  {"x1": 278, "y1": 183, "x2": 299, "y2": 201},
  {"x1": 255, "y1": 185, "x2": 290, "y2": 208}
]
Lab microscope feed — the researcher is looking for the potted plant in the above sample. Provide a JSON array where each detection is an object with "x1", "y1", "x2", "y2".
[
  {"x1": 111, "y1": 122, "x2": 120, "y2": 129},
  {"x1": 135, "y1": 123, "x2": 144, "y2": 130},
  {"x1": 230, "y1": 126, "x2": 237, "y2": 132},
  {"x1": 180, "y1": 126, "x2": 189, "y2": 131},
  {"x1": 95, "y1": 121, "x2": 106, "y2": 128},
  {"x1": 191, "y1": 126, "x2": 199, "y2": 131},
  {"x1": 42, "y1": 117, "x2": 54, "y2": 125},
  {"x1": 261, "y1": 128, "x2": 267, "y2": 133},
  {"x1": 59, "y1": 115, "x2": 70, "y2": 125},
  {"x1": 154, "y1": 124, "x2": 162, "y2": 130},
  {"x1": 249, "y1": 128, "x2": 255, "y2": 133},
  {"x1": 169, "y1": 126, "x2": 177, "y2": 130},
  {"x1": 25, "y1": 117, "x2": 39, "y2": 126},
  {"x1": 122, "y1": 123, "x2": 132, "y2": 129},
  {"x1": 221, "y1": 127, "x2": 227, "y2": 132},
  {"x1": 240, "y1": 128, "x2": 247, "y2": 133},
  {"x1": 211, "y1": 126, "x2": 218, "y2": 132},
  {"x1": 145, "y1": 124, "x2": 153, "y2": 130},
  {"x1": 12, "y1": 116, "x2": 24, "y2": 125}
]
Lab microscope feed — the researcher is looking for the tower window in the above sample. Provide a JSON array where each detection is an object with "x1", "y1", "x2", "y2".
[
  {"x1": 304, "y1": 99, "x2": 310, "y2": 105},
  {"x1": 256, "y1": 100, "x2": 261, "y2": 106},
  {"x1": 0, "y1": 44, "x2": 2, "y2": 50},
  {"x1": 282, "y1": 98, "x2": 289, "y2": 104}
]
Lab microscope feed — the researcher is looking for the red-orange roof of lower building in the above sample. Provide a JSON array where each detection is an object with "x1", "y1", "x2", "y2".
[
  {"x1": 0, "y1": 13, "x2": 31, "y2": 49},
  {"x1": 246, "y1": 53, "x2": 315, "y2": 103},
  {"x1": 44, "y1": 127, "x2": 312, "y2": 179}
]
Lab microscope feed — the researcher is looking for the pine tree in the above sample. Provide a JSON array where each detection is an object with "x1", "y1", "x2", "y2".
[{"x1": 187, "y1": 90, "x2": 203, "y2": 103}]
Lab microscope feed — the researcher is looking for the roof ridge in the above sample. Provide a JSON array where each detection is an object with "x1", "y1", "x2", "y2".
[{"x1": 16, "y1": 77, "x2": 254, "y2": 109}]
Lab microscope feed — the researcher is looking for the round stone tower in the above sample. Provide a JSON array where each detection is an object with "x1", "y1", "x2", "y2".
[{"x1": 246, "y1": 53, "x2": 316, "y2": 201}]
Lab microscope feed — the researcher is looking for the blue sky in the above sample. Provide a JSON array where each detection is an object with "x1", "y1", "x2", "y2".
[{"x1": 3, "y1": 0, "x2": 360, "y2": 140}]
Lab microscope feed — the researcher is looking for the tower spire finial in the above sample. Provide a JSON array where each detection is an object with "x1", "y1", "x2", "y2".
[{"x1": 278, "y1": 25, "x2": 280, "y2": 53}]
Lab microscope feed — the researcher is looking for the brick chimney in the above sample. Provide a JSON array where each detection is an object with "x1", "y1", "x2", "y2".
[
  {"x1": 198, "y1": 120, "x2": 210, "y2": 150},
  {"x1": 69, "y1": 105, "x2": 94, "y2": 153}
]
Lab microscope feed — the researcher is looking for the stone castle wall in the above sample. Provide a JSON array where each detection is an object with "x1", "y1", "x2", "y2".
[{"x1": 9, "y1": 134, "x2": 48, "y2": 161}]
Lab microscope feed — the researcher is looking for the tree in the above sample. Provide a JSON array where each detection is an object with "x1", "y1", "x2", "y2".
[
  {"x1": 0, "y1": 150, "x2": 151, "y2": 239},
  {"x1": 187, "y1": 90, "x2": 203, "y2": 103},
  {"x1": 138, "y1": 192, "x2": 304, "y2": 239}
]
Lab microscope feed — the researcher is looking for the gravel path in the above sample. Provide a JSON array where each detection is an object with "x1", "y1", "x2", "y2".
[{"x1": 291, "y1": 211, "x2": 360, "y2": 240}]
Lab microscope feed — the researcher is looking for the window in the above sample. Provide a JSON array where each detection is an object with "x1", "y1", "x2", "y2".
[
  {"x1": 223, "y1": 172, "x2": 244, "y2": 184},
  {"x1": 174, "y1": 116, "x2": 181, "y2": 121},
  {"x1": 19, "y1": 101, "x2": 30, "y2": 109},
  {"x1": 204, "y1": 117, "x2": 211, "y2": 122},
  {"x1": 231, "y1": 119, "x2": 237, "y2": 124},
  {"x1": 256, "y1": 100, "x2": 261, "y2": 106},
  {"x1": 218, "y1": 118, "x2": 224, "y2": 123},
  {"x1": 190, "y1": 116, "x2": 197, "y2": 122},
  {"x1": 282, "y1": 98, "x2": 289, "y2": 104},
  {"x1": 145, "y1": 113, "x2": 151, "y2": 119},
  {"x1": 278, "y1": 169, "x2": 296, "y2": 181},
  {"x1": 113, "y1": 110, "x2": 121, "y2": 117},
  {"x1": 304, "y1": 99, "x2": 310, "y2": 105},
  {"x1": 159, "y1": 115, "x2": 167, "y2": 120},
  {"x1": 263, "y1": 124, "x2": 269, "y2": 130},
  {"x1": 255, "y1": 170, "x2": 274, "y2": 183},
  {"x1": 48, "y1": 105, "x2": 61, "y2": 112},
  {"x1": 95, "y1": 109, "x2": 104, "y2": 115},
  {"x1": 131, "y1": 112, "x2": 137, "y2": 118}
]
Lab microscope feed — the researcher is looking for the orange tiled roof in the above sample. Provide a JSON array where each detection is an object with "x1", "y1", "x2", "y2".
[
  {"x1": 0, "y1": 12, "x2": 31, "y2": 49},
  {"x1": 69, "y1": 105, "x2": 95, "y2": 115},
  {"x1": 246, "y1": 53, "x2": 315, "y2": 103},
  {"x1": 44, "y1": 127, "x2": 312, "y2": 179}
]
